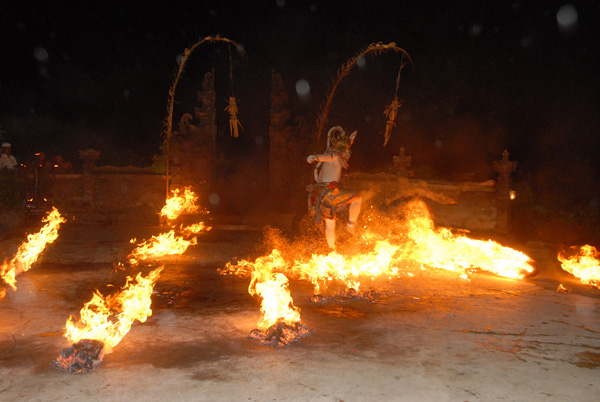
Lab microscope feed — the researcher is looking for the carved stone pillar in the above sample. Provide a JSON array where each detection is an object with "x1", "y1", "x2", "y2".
[
  {"x1": 173, "y1": 70, "x2": 216, "y2": 200},
  {"x1": 493, "y1": 149, "x2": 517, "y2": 233},
  {"x1": 393, "y1": 146, "x2": 412, "y2": 178},
  {"x1": 269, "y1": 70, "x2": 292, "y2": 196}
]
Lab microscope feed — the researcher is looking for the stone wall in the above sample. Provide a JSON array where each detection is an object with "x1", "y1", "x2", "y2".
[
  {"x1": 347, "y1": 173, "x2": 499, "y2": 232},
  {"x1": 49, "y1": 171, "x2": 165, "y2": 224}
]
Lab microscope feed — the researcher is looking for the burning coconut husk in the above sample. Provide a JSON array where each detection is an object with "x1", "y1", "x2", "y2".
[
  {"x1": 56, "y1": 267, "x2": 163, "y2": 373},
  {"x1": 127, "y1": 230, "x2": 197, "y2": 265},
  {"x1": 249, "y1": 321, "x2": 311, "y2": 347},
  {"x1": 52, "y1": 339, "x2": 105, "y2": 374},
  {"x1": 1, "y1": 207, "x2": 66, "y2": 297},
  {"x1": 558, "y1": 245, "x2": 600, "y2": 288},
  {"x1": 224, "y1": 249, "x2": 311, "y2": 346},
  {"x1": 160, "y1": 186, "x2": 204, "y2": 220}
]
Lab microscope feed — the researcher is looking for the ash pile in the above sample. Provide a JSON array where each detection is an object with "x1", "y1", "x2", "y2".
[
  {"x1": 52, "y1": 339, "x2": 106, "y2": 374},
  {"x1": 311, "y1": 289, "x2": 380, "y2": 303},
  {"x1": 249, "y1": 322, "x2": 311, "y2": 347}
]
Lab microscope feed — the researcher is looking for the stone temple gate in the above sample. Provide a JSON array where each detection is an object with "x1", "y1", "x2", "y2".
[{"x1": 4, "y1": 71, "x2": 518, "y2": 235}]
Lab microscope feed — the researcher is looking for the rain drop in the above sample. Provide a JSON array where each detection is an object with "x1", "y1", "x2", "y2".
[
  {"x1": 556, "y1": 4, "x2": 578, "y2": 33},
  {"x1": 277, "y1": 0, "x2": 285, "y2": 8},
  {"x1": 209, "y1": 193, "x2": 220, "y2": 206},
  {"x1": 295, "y1": 79, "x2": 310, "y2": 96},
  {"x1": 520, "y1": 36, "x2": 533, "y2": 48},
  {"x1": 356, "y1": 56, "x2": 366, "y2": 68},
  {"x1": 469, "y1": 24, "x2": 482, "y2": 37},
  {"x1": 33, "y1": 46, "x2": 49, "y2": 62}
]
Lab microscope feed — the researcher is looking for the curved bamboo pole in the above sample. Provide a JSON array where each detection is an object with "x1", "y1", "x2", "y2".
[
  {"x1": 315, "y1": 42, "x2": 413, "y2": 143},
  {"x1": 162, "y1": 34, "x2": 242, "y2": 201}
]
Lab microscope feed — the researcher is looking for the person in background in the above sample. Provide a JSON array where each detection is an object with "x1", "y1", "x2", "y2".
[{"x1": 0, "y1": 142, "x2": 17, "y2": 169}]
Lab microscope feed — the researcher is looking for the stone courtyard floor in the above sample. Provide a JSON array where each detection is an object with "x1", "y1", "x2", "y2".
[{"x1": 1, "y1": 222, "x2": 599, "y2": 401}]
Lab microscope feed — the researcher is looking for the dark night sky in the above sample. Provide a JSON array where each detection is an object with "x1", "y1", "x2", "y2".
[{"x1": 1, "y1": 1, "x2": 599, "y2": 200}]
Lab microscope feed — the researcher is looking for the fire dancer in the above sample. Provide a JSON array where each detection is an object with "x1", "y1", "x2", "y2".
[{"x1": 307, "y1": 126, "x2": 362, "y2": 250}]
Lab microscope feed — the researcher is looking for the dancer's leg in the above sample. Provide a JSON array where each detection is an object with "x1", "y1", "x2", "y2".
[{"x1": 324, "y1": 218, "x2": 336, "y2": 250}]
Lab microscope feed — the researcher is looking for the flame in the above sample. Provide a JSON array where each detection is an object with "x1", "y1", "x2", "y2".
[
  {"x1": 293, "y1": 241, "x2": 400, "y2": 293},
  {"x1": 180, "y1": 222, "x2": 212, "y2": 235},
  {"x1": 398, "y1": 200, "x2": 534, "y2": 279},
  {"x1": 64, "y1": 267, "x2": 163, "y2": 352},
  {"x1": 222, "y1": 200, "x2": 534, "y2": 299},
  {"x1": 225, "y1": 250, "x2": 301, "y2": 330},
  {"x1": 558, "y1": 245, "x2": 600, "y2": 288},
  {"x1": 128, "y1": 230, "x2": 197, "y2": 265},
  {"x1": 251, "y1": 272, "x2": 300, "y2": 330},
  {"x1": 1, "y1": 207, "x2": 66, "y2": 291},
  {"x1": 160, "y1": 186, "x2": 201, "y2": 220}
]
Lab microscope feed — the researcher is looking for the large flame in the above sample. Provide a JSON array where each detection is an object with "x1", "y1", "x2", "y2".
[
  {"x1": 246, "y1": 251, "x2": 301, "y2": 330},
  {"x1": 64, "y1": 267, "x2": 163, "y2": 352},
  {"x1": 222, "y1": 199, "x2": 535, "y2": 300},
  {"x1": 293, "y1": 241, "x2": 400, "y2": 294},
  {"x1": 160, "y1": 186, "x2": 202, "y2": 220},
  {"x1": 223, "y1": 250, "x2": 302, "y2": 331},
  {"x1": 398, "y1": 200, "x2": 535, "y2": 279},
  {"x1": 128, "y1": 230, "x2": 197, "y2": 265},
  {"x1": 1, "y1": 207, "x2": 66, "y2": 291},
  {"x1": 558, "y1": 245, "x2": 600, "y2": 288}
]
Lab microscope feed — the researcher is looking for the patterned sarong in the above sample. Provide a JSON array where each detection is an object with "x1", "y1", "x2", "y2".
[{"x1": 308, "y1": 181, "x2": 359, "y2": 223}]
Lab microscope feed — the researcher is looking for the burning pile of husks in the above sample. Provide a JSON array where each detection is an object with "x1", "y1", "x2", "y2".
[
  {"x1": 1, "y1": 208, "x2": 66, "y2": 299},
  {"x1": 53, "y1": 267, "x2": 164, "y2": 373},
  {"x1": 221, "y1": 199, "x2": 536, "y2": 346},
  {"x1": 55, "y1": 188, "x2": 207, "y2": 373},
  {"x1": 249, "y1": 322, "x2": 311, "y2": 347},
  {"x1": 160, "y1": 186, "x2": 207, "y2": 220},
  {"x1": 52, "y1": 339, "x2": 106, "y2": 374},
  {"x1": 243, "y1": 251, "x2": 311, "y2": 346}
]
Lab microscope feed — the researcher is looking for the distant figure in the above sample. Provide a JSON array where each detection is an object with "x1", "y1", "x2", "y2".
[
  {"x1": 307, "y1": 126, "x2": 362, "y2": 250},
  {"x1": 0, "y1": 142, "x2": 17, "y2": 169}
]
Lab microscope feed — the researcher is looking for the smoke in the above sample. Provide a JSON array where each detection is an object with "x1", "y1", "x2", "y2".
[{"x1": 389, "y1": 177, "x2": 457, "y2": 205}]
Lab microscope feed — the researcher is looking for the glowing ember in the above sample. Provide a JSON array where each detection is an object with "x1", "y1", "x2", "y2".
[
  {"x1": 1, "y1": 207, "x2": 66, "y2": 293},
  {"x1": 64, "y1": 267, "x2": 163, "y2": 352},
  {"x1": 160, "y1": 186, "x2": 202, "y2": 220},
  {"x1": 128, "y1": 230, "x2": 197, "y2": 265},
  {"x1": 558, "y1": 245, "x2": 600, "y2": 288},
  {"x1": 249, "y1": 322, "x2": 311, "y2": 347},
  {"x1": 52, "y1": 339, "x2": 105, "y2": 374}
]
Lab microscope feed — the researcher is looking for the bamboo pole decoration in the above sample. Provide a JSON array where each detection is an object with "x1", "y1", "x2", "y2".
[
  {"x1": 382, "y1": 57, "x2": 407, "y2": 146},
  {"x1": 225, "y1": 42, "x2": 243, "y2": 137},
  {"x1": 162, "y1": 34, "x2": 243, "y2": 200},
  {"x1": 315, "y1": 42, "x2": 413, "y2": 143}
]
